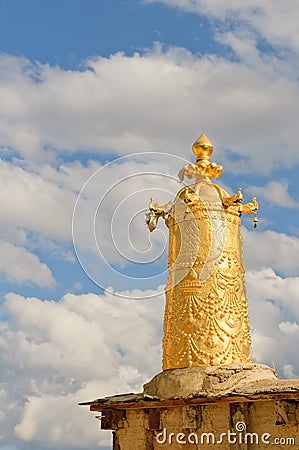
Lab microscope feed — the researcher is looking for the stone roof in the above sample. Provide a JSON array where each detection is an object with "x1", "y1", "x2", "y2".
[{"x1": 80, "y1": 363, "x2": 299, "y2": 411}]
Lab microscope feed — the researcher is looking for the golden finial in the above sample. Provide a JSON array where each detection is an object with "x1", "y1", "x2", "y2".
[{"x1": 192, "y1": 134, "x2": 213, "y2": 162}]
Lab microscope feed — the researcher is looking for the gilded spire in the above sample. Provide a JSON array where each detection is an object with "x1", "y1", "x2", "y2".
[
  {"x1": 146, "y1": 134, "x2": 260, "y2": 369},
  {"x1": 192, "y1": 134, "x2": 214, "y2": 162}
]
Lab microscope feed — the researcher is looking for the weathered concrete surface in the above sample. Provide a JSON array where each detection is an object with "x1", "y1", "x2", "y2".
[{"x1": 143, "y1": 363, "x2": 278, "y2": 399}]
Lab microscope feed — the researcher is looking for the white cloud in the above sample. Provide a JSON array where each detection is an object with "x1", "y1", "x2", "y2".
[
  {"x1": 246, "y1": 268, "x2": 299, "y2": 375},
  {"x1": 279, "y1": 321, "x2": 299, "y2": 334},
  {"x1": 0, "y1": 225, "x2": 28, "y2": 247},
  {"x1": 0, "y1": 48, "x2": 298, "y2": 173},
  {"x1": 0, "y1": 289, "x2": 164, "y2": 448},
  {"x1": 0, "y1": 242, "x2": 55, "y2": 287},
  {"x1": 144, "y1": 1, "x2": 299, "y2": 55},
  {"x1": 246, "y1": 180, "x2": 299, "y2": 208},
  {"x1": 247, "y1": 268, "x2": 299, "y2": 319},
  {"x1": 243, "y1": 228, "x2": 299, "y2": 276},
  {"x1": 0, "y1": 160, "x2": 75, "y2": 241},
  {"x1": 14, "y1": 392, "x2": 111, "y2": 448}
]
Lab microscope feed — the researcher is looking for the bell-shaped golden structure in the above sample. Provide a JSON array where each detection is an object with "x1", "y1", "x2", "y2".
[{"x1": 146, "y1": 135, "x2": 258, "y2": 370}]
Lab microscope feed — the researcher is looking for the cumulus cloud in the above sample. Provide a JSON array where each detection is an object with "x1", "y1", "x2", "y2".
[
  {"x1": 246, "y1": 268, "x2": 299, "y2": 376},
  {"x1": 0, "y1": 47, "x2": 298, "y2": 173},
  {"x1": 0, "y1": 160, "x2": 76, "y2": 241},
  {"x1": 246, "y1": 180, "x2": 299, "y2": 208},
  {"x1": 0, "y1": 289, "x2": 164, "y2": 448},
  {"x1": 0, "y1": 242, "x2": 55, "y2": 287},
  {"x1": 14, "y1": 392, "x2": 111, "y2": 448},
  {"x1": 279, "y1": 321, "x2": 299, "y2": 334},
  {"x1": 145, "y1": 0, "x2": 299, "y2": 56},
  {"x1": 243, "y1": 228, "x2": 299, "y2": 276}
]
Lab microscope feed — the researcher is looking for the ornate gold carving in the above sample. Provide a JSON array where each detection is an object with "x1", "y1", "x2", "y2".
[{"x1": 146, "y1": 134, "x2": 257, "y2": 370}]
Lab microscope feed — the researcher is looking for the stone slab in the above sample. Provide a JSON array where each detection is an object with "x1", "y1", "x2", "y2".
[{"x1": 143, "y1": 363, "x2": 278, "y2": 399}]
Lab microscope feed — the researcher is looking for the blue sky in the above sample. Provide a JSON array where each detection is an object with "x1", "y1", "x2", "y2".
[
  {"x1": 0, "y1": 0, "x2": 219, "y2": 67},
  {"x1": 0, "y1": 1, "x2": 299, "y2": 449}
]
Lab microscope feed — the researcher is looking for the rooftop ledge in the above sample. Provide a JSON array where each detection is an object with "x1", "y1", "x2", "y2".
[{"x1": 80, "y1": 363, "x2": 299, "y2": 411}]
